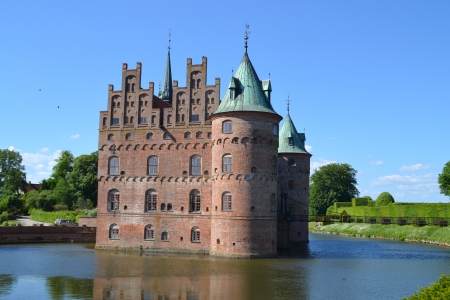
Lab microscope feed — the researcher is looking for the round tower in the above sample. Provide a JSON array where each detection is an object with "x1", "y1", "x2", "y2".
[{"x1": 209, "y1": 51, "x2": 282, "y2": 258}]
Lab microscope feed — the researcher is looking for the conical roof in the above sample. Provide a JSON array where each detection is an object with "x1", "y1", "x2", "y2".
[
  {"x1": 214, "y1": 53, "x2": 277, "y2": 115},
  {"x1": 159, "y1": 50, "x2": 172, "y2": 101},
  {"x1": 278, "y1": 113, "x2": 311, "y2": 154}
]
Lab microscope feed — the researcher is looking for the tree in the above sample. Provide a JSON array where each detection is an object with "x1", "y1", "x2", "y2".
[
  {"x1": 0, "y1": 149, "x2": 26, "y2": 194},
  {"x1": 438, "y1": 160, "x2": 450, "y2": 199},
  {"x1": 52, "y1": 179, "x2": 77, "y2": 209},
  {"x1": 309, "y1": 163, "x2": 359, "y2": 215},
  {"x1": 375, "y1": 192, "x2": 395, "y2": 206},
  {"x1": 51, "y1": 150, "x2": 74, "y2": 181},
  {"x1": 67, "y1": 151, "x2": 98, "y2": 206}
]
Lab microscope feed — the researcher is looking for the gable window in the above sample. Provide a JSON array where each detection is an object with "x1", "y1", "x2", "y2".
[
  {"x1": 146, "y1": 133, "x2": 153, "y2": 140},
  {"x1": 223, "y1": 155, "x2": 232, "y2": 172},
  {"x1": 196, "y1": 131, "x2": 203, "y2": 138},
  {"x1": 191, "y1": 114, "x2": 199, "y2": 122},
  {"x1": 145, "y1": 190, "x2": 157, "y2": 212},
  {"x1": 109, "y1": 224, "x2": 119, "y2": 239},
  {"x1": 148, "y1": 156, "x2": 158, "y2": 175},
  {"x1": 112, "y1": 118, "x2": 119, "y2": 125},
  {"x1": 163, "y1": 132, "x2": 171, "y2": 139},
  {"x1": 108, "y1": 190, "x2": 120, "y2": 211},
  {"x1": 222, "y1": 121, "x2": 232, "y2": 133},
  {"x1": 288, "y1": 137, "x2": 294, "y2": 146},
  {"x1": 270, "y1": 194, "x2": 276, "y2": 212},
  {"x1": 139, "y1": 117, "x2": 147, "y2": 124},
  {"x1": 207, "y1": 132, "x2": 212, "y2": 139},
  {"x1": 230, "y1": 89, "x2": 235, "y2": 99},
  {"x1": 184, "y1": 132, "x2": 191, "y2": 139},
  {"x1": 191, "y1": 155, "x2": 201, "y2": 175},
  {"x1": 109, "y1": 157, "x2": 119, "y2": 175},
  {"x1": 191, "y1": 227, "x2": 200, "y2": 242},
  {"x1": 161, "y1": 231, "x2": 169, "y2": 241},
  {"x1": 125, "y1": 133, "x2": 131, "y2": 140},
  {"x1": 190, "y1": 190, "x2": 201, "y2": 212},
  {"x1": 222, "y1": 193, "x2": 232, "y2": 211},
  {"x1": 145, "y1": 225, "x2": 154, "y2": 240},
  {"x1": 107, "y1": 134, "x2": 114, "y2": 141}
]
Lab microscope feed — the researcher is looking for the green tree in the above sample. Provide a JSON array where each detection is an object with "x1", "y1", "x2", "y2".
[
  {"x1": 25, "y1": 190, "x2": 55, "y2": 211},
  {"x1": 67, "y1": 151, "x2": 98, "y2": 206},
  {"x1": 438, "y1": 160, "x2": 450, "y2": 199},
  {"x1": 51, "y1": 150, "x2": 74, "y2": 181},
  {"x1": 51, "y1": 179, "x2": 77, "y2": 209},
  {"x1": 309, "y1": 163, "x2": 359, "y2": 215},
  {"x1": 0, "y1": 149, "x2": 26, "y2": 194},
  {"x1": 375, "y1": 192, "x2": 395, "y2": 206}
]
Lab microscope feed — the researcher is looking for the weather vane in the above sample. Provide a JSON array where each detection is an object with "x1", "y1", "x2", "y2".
[
  {"x1": 244, "y1": 23, "x2": 251, "y2": 52},
  {"x1": 286, "y1": 95, "x2": 291, "y2": 113},
  {"x1": 168, "y1": 29, "x2": 171, "y2": 50}
]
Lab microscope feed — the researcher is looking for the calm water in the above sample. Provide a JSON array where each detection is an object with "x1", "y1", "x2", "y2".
[{"x1": 1, "y1": 234, "x2": 450, "y2": 299}]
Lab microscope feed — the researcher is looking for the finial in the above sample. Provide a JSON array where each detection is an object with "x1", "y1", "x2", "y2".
[
  {"x1": 231, "y1": 69, "x2": 234, "y2": 76},
  {"x1": 269, "y1": 72, "x2": 271, "y2": 79},
  {"x1": 286, "y1": 95, "x2": 291, "y2": 113},
  {"x1": 159, "y1": 81, "x2": 161, "y2": 91},
  {"x1": 244, "y1": 23, "x2": 251, "y2": 53},
  {"x1": 168, "y1": 29, "x2": 171, "y2": 50}
]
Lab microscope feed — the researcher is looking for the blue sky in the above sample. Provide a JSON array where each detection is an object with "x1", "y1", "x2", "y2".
[{"x1": 1, "y1": 1, "x2": 449, "y2": 203}]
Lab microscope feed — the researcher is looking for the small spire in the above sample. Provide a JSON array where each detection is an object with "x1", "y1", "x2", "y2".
[
  {"x1": 244, "y1": 23, "x2": 251, "y2": 53},
  {"x1": 286, "y1": 95, "x2": 291, "y2": 114},
  {"x1": 168, "y1": 29, "x2": 171, "y2": 50}
]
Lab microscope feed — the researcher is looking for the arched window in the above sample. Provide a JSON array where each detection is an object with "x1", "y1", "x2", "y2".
[
  {"x1": 148, "y1": 156, "x2": 158, "y2": 175},
  {"x1": 109, "y1": 157, "x2": 119, "y2": 175},
  {"x1": 151, "y1": 115, "x2": 156, "y2": 124},
  {"x1": 270, "y1": 194, "x2": 276, "y2": 212},
  {"x1": 223, "y1": 155, "x2": 232, "y2": 172},
  {"x1": 130, "y1": 116, "x2": 134, "y2": 123},
  {"x1": 144, "y1": 225, "x2": 154, "y2": 240},
  {"x1": 222, "y1": 193, "x2": 232, "y2": 211},
  {"x1": 207, "y1": 132, "x2": 212, "y2": 139},
  {"x1": 163, "y1": 132, "x2": 170, "y2": 139},
  {"x1": 197, "y1": 79, "x2": 201, "y2": 89},
  {"x1": 273, "y1": 124, "x2": 278, "y2": 136},
  {"x1": 272, "y1": 157, "x2": 277, "y2": 175},
  {"x1": 222, "y1": 121, "x2": 232, "y2": 133},
  {"x1": 196, "y1": 131, "x2": 203, "y2": 138},
  {"x1": 109, "y1": 224, "x2": 119, "y2": 239},
  {"x1": 181, "y1": 114, "x2": 185, "y2": 122},
  {"x1": 103, "y1": 118, "x2": 107, "y2": 126},
  {"x1": 167, "y1": 203, "x2": 172, "y2": 211},
  {"x1": 191, "y1": 155, "x2": 201, "y2": 175},
  {"x1": 184, "y1": 132, "x2": 191, "y2": 139},
  {"x1": 146, "y1": 133, "x2": 153, "y2": 140},
  {"x1": 161, "y1": 203, "x2": 166, "y2": 211},
  {"x1": 190, "y1": 190, "x2": 201, "y2": 212},
  {"x1": 108, "y1": 189, "x2": 120, "y2": 211},
  {"x1": 191, "y1": 226, "x2": 200, "y2": 242},
  {"x1": 125, "y1": 133, "x2": 131, "y2": 140},
  {"x1": 161, "y1": 231, "x2": 169, "y2": 241},
  {"x1": 167, "y1": 114, "x2": 172, "y2": 123},
  {"x1": 145, "y1": 190, "x2": 157, "y2": 212},
  {"x1": 107, "y1": 134, "x2": 114, "y2": 141}
]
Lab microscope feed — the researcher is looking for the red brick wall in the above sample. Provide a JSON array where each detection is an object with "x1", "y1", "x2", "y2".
[{"x1": 0, "y1": 226, "x2": 96, "y2": 244}]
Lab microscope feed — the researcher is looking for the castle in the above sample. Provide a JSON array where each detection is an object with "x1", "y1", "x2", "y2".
[{"x1": 96, "y1": 35, "x2": 311, "y2": 258}]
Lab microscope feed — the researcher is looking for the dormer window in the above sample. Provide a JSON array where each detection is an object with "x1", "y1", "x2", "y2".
[
  {"x1": 288, "y1": 137, "x2": 294, "y2": 146},
  {"x1": 230, "y1": 89, "x2": 235, "y2": 100}
]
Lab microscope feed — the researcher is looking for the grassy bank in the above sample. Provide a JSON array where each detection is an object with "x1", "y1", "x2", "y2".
[{"x1": 309, "y1": 223, "x2": 450, "y2": 246}]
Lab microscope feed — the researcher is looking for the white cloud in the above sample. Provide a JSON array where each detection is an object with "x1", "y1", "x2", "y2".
[
  {"x1": 8, "y1": 146, "x2": 15, "y2": 151},
  {"x1": 399, "y1": 163, "x2": 432, "y2": 172},
  {"x1": 370, "y1": 160, "x2": 384, "y2": 165},
  {"x1": 70, "y1": 134, "x2": 80, "y2": 139},
  {"x1": 305, "y1": 145, "x2": 313, "y2": 153},
  {"x1": 370, "y1": 173, "x2": 440, "y2": 199},
  {"x1": 310, "y1": 158, "x2": 337, "y2": 172},
  {"x1": 39, "y1": 147, "x2": 49, "y2": 153},
  {"x1": 371, "y1": 173, "x2": 436, "y2": 186},
  {"x1": 19, "y1": 149, "x2": 61, "y2": 182}
]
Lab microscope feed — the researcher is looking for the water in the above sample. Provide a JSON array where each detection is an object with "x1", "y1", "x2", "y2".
[{"x1": 1, "y1": 234, "x2": 450, "y2": 299}]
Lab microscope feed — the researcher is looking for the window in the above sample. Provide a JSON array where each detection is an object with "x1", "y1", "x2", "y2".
[
  {"x1": 288, "y1": 137, "x2": 294, "y2": 146},
  {"x1": 230, "y1": 89, "x2": 235, "y2": 99},
  {"x1": 125, "y1": 133, "x2": 131, "y2": 140},
  {"x1": 222, "y1": 193, "x2": 232, "y2": 211},
  {"x1": 151, "y1": 115, "x2": 156, "y2": 124},
  {"x1": 288, "y1": 158, "x2": 295, "y2": 166},
  {"x1": 145, "y1": 225, "x2": 154, "y2": 240},
  {"x1": 167, "y1": 114, "x2": 172, "y2": 123},
  {"x1": 107, "y1": 134, "x2": 114, "y2": 141},
  {"x1": 109, "y1": 224, "x2": 119, "y2": 239},
  {"x1": 108, "y1": 190, "x2": 120, "y2": 211},
  {"x1": 223, "y1": 155, "x2": 232, "y2": 172},
  {"x1": 207, "y1": 132, "x2": 212, "y2": 139},
  {"x1": 146, "y1": 133, "x2": 153, "y2": 140},
  {"x1": 139, "y1": 117, "x2": 147, "y2": 124},
  {"x1": 211, "y1": 98, "x2": 215, "y2": 104},
  {"x1": 197, "y1": 79, "x2": 201, "y2": 89},
  {"x1": 270, "y1": 194, "x2": 276, "y2": 212},
  {"x1": 196, "y1": 98, "x2": 200, "y2": 104},
  {"x1": 272, "y1": 157, "x2": 277, "y2": 175},
  {"x1": 103, "y1": 118, "x2": 107, "y2": 126},
  {"x1": 161, "y1": 203, "x2": 166, "y2": 211},
  {"x1": 130, "y1": 116, "x2": 134, "y2": 123},
  {"x1": 184, "y1": 132, "x2": 191, "y2": 139},
  {"x1": 273, "y1": 124, "x2": 278, "y2": 136},
  {"x1": 163, "y1": 132, "x2": 170, "y2": 139},
  {"x1": 191, "y1": 114, "x2": 199, "y2": 122},
  {"x1": 190, "y1": 190, "x2": 201, "y2": 212},
  {"x1": 145, "y1": 190, "x2": 157, "y2": 212},
  {"x1": 161, "y1": 231, "x2": 169, "y2": 241},
  {"x1": 222, "y1": 121, "x2": 232, "y2": 133},
  {"x1": 167, "y1": 203, "x2": 172, "y2": 211},
  {"x1": 191, "y1": 227, "x2": 200, "y2": 242},
  {"x1": 109, "y1": 157, "x2": 119, "y2": 175},
  {"x1": 196, "y1": 131, "x2": 203, "y2": 138},
  {"x1": 191, "y1": 155, "x2": 201, "y2": 175},
  {"x1": 112, "y1": 118, "x2": 119, "y2": 125},
  {"x1": 288, "y1": 179, "x2": 295, "y2": 190},
  {"x1": 148, "y1": 156, "x2": 158, "y2": 175}
]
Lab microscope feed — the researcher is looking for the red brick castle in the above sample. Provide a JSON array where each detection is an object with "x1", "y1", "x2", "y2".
[{"x1": 96, "y1": 34, "x2": 311, "y2": 257}]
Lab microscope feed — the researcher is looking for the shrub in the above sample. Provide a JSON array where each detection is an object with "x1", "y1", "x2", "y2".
[
  {"x1": 88, "y1": 208, "x2": 97, "y2": 217},
  {"x1": 375, "y1": 192, "x2": 395, "y2": 206},
  {"x1": 403, "y1": 274, "x2": 450, "y2": 299}
]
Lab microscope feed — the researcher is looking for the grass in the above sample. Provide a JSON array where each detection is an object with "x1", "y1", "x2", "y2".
[{"x1": 309, "y1": 222, "x2": 450, "y2": 245}]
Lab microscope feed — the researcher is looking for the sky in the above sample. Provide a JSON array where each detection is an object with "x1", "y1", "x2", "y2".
[{"x1": 0, "y1": 0, "x2": 449, "y2": 203}]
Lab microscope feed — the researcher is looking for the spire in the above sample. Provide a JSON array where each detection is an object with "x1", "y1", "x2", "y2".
[
  {"x1": 278, "y1": 102, "x2": 311, "y2": 155},
  {"x1": 159, "y1": 31, "x2": 173, "y2": 102},
  {"x1": 244, "y1": 23, "x2": 251, "y2": 53}
]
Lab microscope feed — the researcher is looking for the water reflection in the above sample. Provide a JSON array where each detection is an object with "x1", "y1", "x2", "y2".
[
  {"x1": 0, "y1": 274, "x2": 16, "y2": 297},
  {"x1": 46, "y1": 276, "x2": 93, "y2": 300}
]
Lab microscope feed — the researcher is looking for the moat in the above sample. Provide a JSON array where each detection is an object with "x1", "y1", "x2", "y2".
[{"x1": 1, "y1": 233, "x2": 450, "y2": 299}]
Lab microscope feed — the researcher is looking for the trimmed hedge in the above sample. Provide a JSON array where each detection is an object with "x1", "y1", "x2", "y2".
[
  {"x1": 327, "y1": 203, "x2": 450, "y2": 218},
  {"x1": 30, "y1": 209, "x2": 88, "y2": 224}
]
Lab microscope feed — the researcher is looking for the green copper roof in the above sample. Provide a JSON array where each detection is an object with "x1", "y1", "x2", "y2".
[
  {"x1": 159, "y1": 50, "x2": 172, "y2": 101},
  {"x1": 278, "y1": 113, "x2": 311, "y2": 154},
  {"x1": 214, "y1": 53, "x2": 277, "y2": 115}
]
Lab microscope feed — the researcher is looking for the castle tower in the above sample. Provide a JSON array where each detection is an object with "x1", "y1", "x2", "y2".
[
  {"x1": 209, "y1": 36, "x2": 282, "y2": 257},
  {"x1": 277, "y1": 104, "x2": 311, "y2": 246}
]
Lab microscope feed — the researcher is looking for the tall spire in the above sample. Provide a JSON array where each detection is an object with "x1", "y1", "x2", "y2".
[{"x1": 159, "y1": 30, "x2": 173, "y2": 103}]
